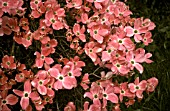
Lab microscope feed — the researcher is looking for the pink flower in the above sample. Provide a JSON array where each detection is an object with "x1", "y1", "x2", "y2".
[
  {"x1": 13, "y1": 80, "x2": 40, "y2": 110},
  {"x1": 83, "y1": 101, "x2": 101, "y2": 111},
  {"x1": 84, "y1": 41, "x2": 103, "y2": 62},
  {"x1": 124, "y1": 18, "x2": 148, "y2": 42},
  {"x1": 1, "y1": 55, "x2": 16, "y2": 69},
  {"x1": 110, "y1": 60, "x2": 130, "y2": 75},
  {"x1": 34, "y1": 51, "x2": 54, "y2": 68},
  {"x1": 45, "y1": 10, "x2": 64, "y2": 30},
  {"x1": 66, "y1": 0, "x2": 82, "y2": 9},
  {"x1": 73, "y1": 23, "x2": 86, "y2": 42},
  {"x1": 48, "y1": 67, "x2": 76, "y2": 90},
  {"x1": 69, "y1": 56, "x2": 85, "y2": 68},
  {"x1": 64, "y1": 102, "x2": 76, "y2": 111},
  {"x1": 126, "y1": 51, "x2": 145, "y2": 73},
  {"x1": 31, "y1": 70, "x2": 50, "y2": 95},
  {"x1": 84, "y1": 82, "x2": 102, "y2": 105},
  {"x1": 102, "y1": 84, "x2": 118, "y2": 107},
  {"x1": 41, "y1": 39, "x2": 58, "y2": 55},
  {"x1": 146, "y1": 77, "x2": 158, "y2": 93},
  {"x1": 0, "y1": 90, "x2": 18, "y2": 111},
  {"x1": 128, "y1": 77, "x2": 147, "y2": 99},
  {"x1": 0, "y1": 69, "x2": 8, "y2": 85},
  {"x1": 113, "y1": 82, "x2": 135, "y2": 102},
  {"x1": 80, "y1": 73, "x2": 90, "y2": 90},
  {"x1": 46, "y1": 78, "x2": 55, "y2": 97},
  {"x1": 142, "y1": 31, "x2": 153, "y2": 46},
  {"x1": 88, "y1": 25, "x2": 109, "y2": 43}
]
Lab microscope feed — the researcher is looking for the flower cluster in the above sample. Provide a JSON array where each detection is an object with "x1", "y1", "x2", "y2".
[{"x1": 0, "y1": 0, "x2": 158, "y2": 111}]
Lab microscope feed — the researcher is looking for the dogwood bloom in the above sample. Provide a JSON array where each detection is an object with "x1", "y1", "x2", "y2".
[
  {"x1": 13, "y1": 80, "x2": 40, "y2": 110},
  {"x1": 0, "y1": 90, "x2": 18, "y2": 111},
  {"x1": 128, "y1": 77, "x2": 147, "y2": 99}
]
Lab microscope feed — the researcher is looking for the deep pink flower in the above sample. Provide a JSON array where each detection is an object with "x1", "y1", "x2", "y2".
[
  {"x1": 124, "y1": 18, "x2": 148, "y2": 42},
  {"x1": 142, "y1": 31, "x2": 153, "y2": 46},
  {"x1": 13, "y1": 80, "x2": 40, "y2": 110},
  {"x1": 84, "y1": 41, "x2": 103, "y2": 62},
  {"x1": 84, "y1": 82, "x2": 102, "y2": 105},
  {"x1": 73, "y1": 23, "x2": 86, "y2": 42},
  {"x1": 126, "y1": 51, "x2": 145, "y2": 73},
  {"x1": 45, "y1": 10, "x2": 64, "y2": 30},
  {"x1": 34, "y1": 51, "x2": 54, "y2": 68},
  {"x1": 80, "y1": 73, "x2": 90, "y2": 90},
  {"x1": 0, "y1": 69, "x2": 8, "y2": 85},
  {"x1": 46, "y1": 77, "x2": 55, "y2": 97},
  {"x1": 66, "y1": 0, "x2": 82, "y2": 9},
  {"x1": 83, "y1": 101, "x2": 101, "y2": 111},
  {"x1": 102, "y1": 84, "x2": 118, "y2": 107},
  {"x1": 88, "y1": 25, "x2": 109, "y2": 43},
  {"x1": 146, "y1": 77, "x2": 158, "y2": 93},
  {"x1": 48, "y1": 67, "x2": 76, "y2": 90},
  {"x1": 41, "y1": 39, "x2": 58, "y2": 55},
  {"x1": 0, "y1": 90, "x2": 18, "y2": 111},
  {"x1": 31, "y1": 70, "x2": 50, "y2": 95},
  {"x1": 128, "y1": 77, "x2": 147, "y2": 99},
  {"x1": 64, "y1": 102, "x2": 76, "y2": 111},
  {"x1": 69, "y1": 56, "x2": 85, "y2": 68},
  {"x1": 1, "y1": 55, "x2": 16, "y2": 69},
  {"x1": 113, "y1": 82, "x2": 135, "y2": 102}
]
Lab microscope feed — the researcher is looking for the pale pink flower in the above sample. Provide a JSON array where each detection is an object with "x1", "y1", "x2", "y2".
[
  {"x1": 84, "y1": 82, "x2": 102, "y2": 105},
  {"x1": 34, "y1": 51, "x2": 54, "y2": 68},
  {"x1": 84, "y1": 41, "x2": 103, "y2": 62},
  {"x1": 128, "y1": 77, "x2": 147, "y2": 99},
  {"x1": 102, "y1": 84, "x2": 118, "y2": 107},
  {"x1": 1, "y1": 55, "x2": 16, "y2": 69},
  {"x1": 13, "y1": 80, "x2": 40, "y2": 110},
  {"x1": 146, "y1": 77, "x2": 158, "y2": 93},
  {"x1": 48, "y1": 67, "x2": 76, "y2": 90},
  {"x1": 83, "y1": 101, "x2": 101, "y2": 111},
  {"x1": 64, "y1": 102, "x2": 76, "y2": 111},
  {"x1": 31, "y1": 70, "x2": 50, "y2": 95},
  {"x1": 80, "y1": 73, "x2": 90, "y2": 90},
  {"x1": 0, "y1": 90, "x2": 18, "y2": 111},
  {"x1": 66, "y1": 0, "x2": 82, "y2": 9},
  {"x1": 73, "y1": 23, "x2": 86, "y2": 42},
  {"x1": 88, "y1": 25, "x2": 109, "y2": 43},
  {"x1": 45, "y1": 10, "x2": 64, "y2": 30},
  {"x1": 142, "y1": 31, "x2": 153, "y2": 46},
  {"x1": 113, "y1": 82, "x2": 135, "y2": 102}
]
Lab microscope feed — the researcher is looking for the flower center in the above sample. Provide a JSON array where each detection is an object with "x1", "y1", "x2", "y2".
[
  {"x1": 118, "y1": 40, "x2": 122, "y2": 43},
  {"x1": 94, "y1": 94, "x2": 98, "y2": 98},
  {"x1": 6, "y1": 61, "x2": 10, "y2": 65},
  {"x1": 35, "y1": 1, "x2": 38, "y2": 4},
  {"x1": 41, "y1": 55, "x2": 45, "y2": 59},
  {"x1": 59, "y1": 76, "x2": 63, "y2": 80},
  {"x1": 39, "y1": 81, "x2": 43, "y2": 85},
  {"x1": 121, "y1": 90, "x2": 125, "y2": 94},
  {"x1": 27, "y1": 36, "x2": 31, "y2": 40},
  {"x1": 131, "y1": 61, "x2": 135, "y2": 64},
  {"x1": 116, "y1": 64, "x2": 120, "y2": 68},
  {"x1": 103, "y1": 94, "x2": 107, "y2": 97},
  {"x1": 94, "y1": 30, "x2": 98, "y2": 34},
  {"x1": 134, "y1": 30, "x2": 138, "y2": 33},
  {"x1": 51, "y1": 19, "x2": 55, "y2": 23},
  {"x1": 89, "y1": 49, "x2": 93, "y2": 53},
  {"x1": 24, "y1": 93, "x2": 29, "y2": 97},
  {"x1": 68, "y1": 72, "x2": 72, "y2": 76},
  {"x1": 2, "y1": 100, "x2": 6, "y2": 104},
  {"x1": 108, "y1": 49, "x2": 112, "y2": 53},
  {"x1": 3, "y1": 2, "x2": 7, "y2": 6},
  {"x1": 135, "y1": 86, "x2": 139, "y2": 89}
]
